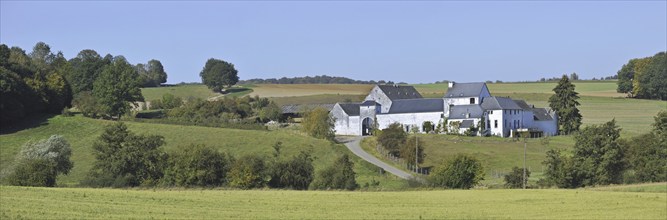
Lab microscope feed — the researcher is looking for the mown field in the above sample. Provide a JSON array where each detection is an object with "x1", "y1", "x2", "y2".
[
  {"x1": 0, "y1": 115, "x2": 406, "y2": 189},
  {"x1": 141, "y1": 84, "x2": 253, "y2": 101},
  {"x1": 361, "y1": 135, "x2": 576, "y2": 187},
  {"x1": 247, "y1": 83, "x2": 373, "y2": 97},
  {"x1": 1, "y1": 184, "x2": 665, "y2": 219}
]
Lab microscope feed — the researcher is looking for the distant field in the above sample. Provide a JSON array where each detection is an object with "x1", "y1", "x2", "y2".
[
  {"x1": 0, "y1": 115, "x2": 405, "y2": 189},
  {"x1": 248, "y1": 84, "x2": 373, "y2": 97},
  {"x1": 2, "y1": 185, "x2": 664, "y2": 219},
  {"x1": 413, "y1": 81, "x2": 622, "y2": 98},
  {"x1": 270, "y1": 94, "x2": 366, "y2": 106},
  {"x1": 141, "y1": 84, "x2": 253, "y2": 101},
  {"x1": 362, "y1": 135, "x2": 576, "y2": 187},
  {"x1": 141, "y1": 84, "x2": 221, "y2": 101}
]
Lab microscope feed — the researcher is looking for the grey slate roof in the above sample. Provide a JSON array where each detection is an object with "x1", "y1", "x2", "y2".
[
  {"x1": 460, "y1": 120, "x2": 474, "y2": 129},
  {"x1": 449, "y1": 105, "x2": 484, "y2": 119},
  {"x1": 387, "y1": 98, "x2": 443, "y2": 114},
  {"x1": 444, "y1": 82, "x2": 487, "y2": 98},
  {"x1": 481, "y1": 97, "x2": 522, "y2": 110},
  {"x1": 377, "y1": 85, "x2": 423, "y2": 100},
  {"x1": 338, "y1": 103, "x2": 361, "y2": 116},
  {"x1": 361, "y1": 100, "x2": 377, "y2": 106},
  {"x1": 513, "y1": 100, "x2": 533, "y2": 109},
  {"x1": 531, "y1": 108, "x2": 554, "y2": 121},
  {"x1": 281, "y1": 104, "x2": 335, "y2": 114}
]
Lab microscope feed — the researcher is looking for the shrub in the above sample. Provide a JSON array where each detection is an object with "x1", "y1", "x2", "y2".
[
  {"x1": 504, "y1": 166, "x2": 531, "y2": 189},
  {"x1": 163, "y1": 144, "x2": 233, "y2": 187},
  {"x1": 268, "y1": 151, "x2": 315, "y2": 190},
  {"x1": 83, "y1": 122, "x2": 167, "y2": 187},
  {"x1": 311, "y1": 154, "x2": 358, "y2": 190},
  {"x1": 377, "y1": 123, "x2": 406, "y2": 156},
  {"x1": 6, "y1": 135, "x2": 73, "y2": 187},
  {"x1": 429, "y1": 154, "x2": 484, "y2": 189},
  {"x1": 301, "y1": 107, "x2": 335, "y2": 140},
  {"x1": 228, "y1": 154, "x2": 268, "y2": 189}
]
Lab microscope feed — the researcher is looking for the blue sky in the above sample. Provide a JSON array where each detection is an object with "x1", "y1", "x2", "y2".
[{"x1": 1, "y1": 1, "x2": 665, "y2": 84}]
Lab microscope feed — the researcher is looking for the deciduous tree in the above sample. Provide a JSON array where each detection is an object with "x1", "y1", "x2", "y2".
[
  {"x1": 200, "y1": 58, "x2": 238, "y2": 92},
  {"x1": 93, "y1": 56, "x2": 143, "y2": 119}
]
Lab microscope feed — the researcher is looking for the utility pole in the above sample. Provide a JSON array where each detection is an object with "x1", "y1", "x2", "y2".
[
  {"x1": 415, "y1": 133, "x2": 418, "y2": 173},
  {"x1": 523, "y1": 140, "x2": 527, "y2": 189}
]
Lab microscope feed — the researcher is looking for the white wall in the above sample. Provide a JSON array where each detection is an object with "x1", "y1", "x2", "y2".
[
  {"x1": 365, "y1": 86, "x2": 392, "y2": 113},
  {"x1": 533, "y1": 118, "x2": 558, "y2": 136},
  {"x1": 376, "y1": 112, "x2": 443, "y2": 133},
  {"x1": 331, "y1": 104, "x2": 361, "y2": 135},
  {"x1": 448, "y1": 118, "x2": 481, "y2": 135}
]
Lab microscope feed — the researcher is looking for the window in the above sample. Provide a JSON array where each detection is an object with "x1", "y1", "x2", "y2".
[
  {"x1": 487, "y1": 120, "x2": 490, "y2": 129},
  {"x1": 470, "y1": 98, "x2": 475, "y2": 104},
  {"x1": 494, "y1": 120, "x2": 498, "y2": 128}
]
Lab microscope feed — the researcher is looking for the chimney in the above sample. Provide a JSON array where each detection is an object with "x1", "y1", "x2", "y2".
[{"x1": 448, "y1": 81, "x2": 455, "y2": 88}]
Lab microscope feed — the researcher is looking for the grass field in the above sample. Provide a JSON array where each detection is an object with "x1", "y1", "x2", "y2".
[
  {"x1": 412, "y1": 81, "x2": 623, "y2": 97},
  {"x1": 0, "y1": 115, "x2": 405, "y2": 189},
  {"x1": 361, "y1": 135, "x2": 576, "y2": 187},
  {"x1": 248, "y1": 84, "x2": 373, "y2": 97},
  {"x1": 1, "y1": 185, "x2": 665, "y2": 219},
  {"x1": 141, "y1": 84, "x2": 253, "y2": 101}
]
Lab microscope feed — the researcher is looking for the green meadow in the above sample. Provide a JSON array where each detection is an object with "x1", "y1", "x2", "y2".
[
  {"x1": 1, "y1": 185, "x2": 665, "y2": 219},
  {"x1": 0, "y1": 115, "x2": 405, "y2": 189}
]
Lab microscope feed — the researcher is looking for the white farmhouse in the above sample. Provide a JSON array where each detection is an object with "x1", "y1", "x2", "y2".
[{"x1": 331, "y1": 82, "x2": 558, "y2": 137}]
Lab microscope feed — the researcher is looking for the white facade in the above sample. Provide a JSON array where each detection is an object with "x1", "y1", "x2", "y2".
[
  {"x1": 375, "y1": 112, "x2": 443, "y2": 133},
  {"x1": 330, "y1": 83, "x2": 558, "y2": 137}
]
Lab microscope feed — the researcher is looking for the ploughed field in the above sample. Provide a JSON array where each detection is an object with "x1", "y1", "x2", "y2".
[{"x1": 1, "y1": 183, "x2": 665, "y2": 219}]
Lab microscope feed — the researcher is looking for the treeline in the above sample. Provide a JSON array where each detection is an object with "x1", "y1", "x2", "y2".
[
  {"x1": 541, "y1": 111, "x2": 667, "y2": 188},
  {"x1": 239, "y1": 75, "x2": 395, "y2": 85},
  {"x1": 617, "y1": 51, "x2": 667, "y2": 100},
  {"x1": 7, "y1": 122, "x2": 359, "y2": 190},
  {"x1": 1, "y1": 42, "x2": 168, "y2": 123}
]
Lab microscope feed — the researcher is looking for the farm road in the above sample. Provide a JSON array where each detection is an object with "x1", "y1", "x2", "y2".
[{"x1": 336, "y1": 136, "x2": 413, "y2": 180}]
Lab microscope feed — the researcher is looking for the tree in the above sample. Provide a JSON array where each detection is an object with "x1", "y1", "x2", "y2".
[
  {"x1": 616, "y1": 52, "x2": 667, "y2": 100},
  {"x1": 548, "y1": 75, "x2": 582, "y2": 134},
  {"x1": 636, "y1": 52, "x2": 667, "y2": 100},
  {"x1": 572, "y1": 119, "x2": 625, "y2": 186},
  {"x1": 301, "y1": 107, "x2": 335, "y2": 140},
  {"x1": 311, "y1": 154, "x2": 358, "y2": 190},
  {"x1": 504, "y1": 166, "x2": 531, "y2": 189},
  {"x1": 93, "y1": 56, "x2": 144, "y2": 119},
  {"x1": 137, "y1": 60, "x2": 168, "y2": 87},
  {"x1": 268, "y1": 151, "x2": 315, "y2": 190},
  {"x1": 163, "y1": 144, "x2": 233, "y2": 187},
  {"x1": 569, "y1": 72, "x2": 579, "y2": 81},
  {"x1": 7, "y1": 135, "x2": 73, "y2": 187},
  {"x1": 542, "y1": 120, "x2": 626, "y2": 188},
  {"x1": 67, "y1": 49, "x2": 107, "y2": 95},
  {"x1": 377, "y1": 123, "x2": 407, "y2": 156},
  {"x1": 228, "y1": 154, "x2": 268, "y2": 189},
  {"x1": 399, "y1": 136, "x2": 425, "y2": 167},
  {"x1": 200, "y1": 58, "x2": 239, "y2": 93},
  {"x1": 429, "y1": 154, "x2": 484, "y2": 189},
  {"x1": 84, "y1": 122, "x2": 167, "y2": 187},
  {"x1": 624, "y1": 111, "x2": 667, "y2": 182}
]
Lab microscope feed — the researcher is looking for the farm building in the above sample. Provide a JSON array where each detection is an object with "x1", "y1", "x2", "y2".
[{"x1": 330, "y1": 82, "x2": 558, "y2": 137}]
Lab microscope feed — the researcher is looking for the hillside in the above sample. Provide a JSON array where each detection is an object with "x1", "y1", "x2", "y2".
[
  {"x1": 1, "y1": 185, "x2": 664, "y2": 219},
  {"x1": 140, "y1": 81, "x2": 665, "y2": 136},
  {"x1": 362, "y1": 135, "x2": 574, "y2": 187},
  {"x1": 0, "y1": 115, "x2": 406, "y2": 189}
]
